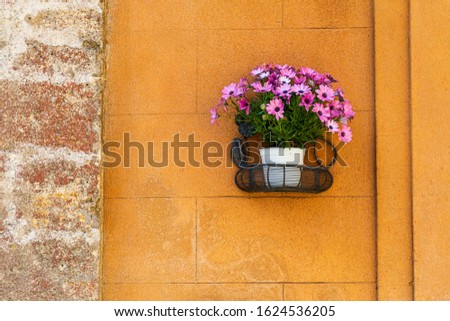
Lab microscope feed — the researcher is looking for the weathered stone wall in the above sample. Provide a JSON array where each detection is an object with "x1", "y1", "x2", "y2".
[{"x1": 0, "y1": 0, "x2": 102, "y2": 300}]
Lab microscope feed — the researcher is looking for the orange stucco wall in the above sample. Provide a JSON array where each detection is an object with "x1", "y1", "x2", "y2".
[
  {"x1": 375, "y1": 0, "x2": 413, "y2": 300},
  {"x1": 410, "y1": 0, "x2": 450, "y2": 300},
  {"x1": 375, "y1": 0, "x2": 450, "y2": 300},
  {"x1": 102, "y1": 0, "x2": 449, "y2": 300}
]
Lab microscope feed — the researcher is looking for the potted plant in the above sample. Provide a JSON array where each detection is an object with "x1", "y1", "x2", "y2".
[{"x1": 210, "y1": 63, "x2": 354, "y2": 188}]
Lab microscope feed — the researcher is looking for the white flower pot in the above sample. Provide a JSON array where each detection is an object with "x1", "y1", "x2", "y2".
[{"x1": 259, "y1": 147, "x2": 305, "y2": 188}]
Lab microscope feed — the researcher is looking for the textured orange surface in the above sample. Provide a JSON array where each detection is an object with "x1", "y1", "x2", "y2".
[
  {"x1": 197, "y1": 198, "x2": 375, "y2": 283},
  {"x1": 103, "y1": 284, "x2": 283, "y2": 301},
  {"x1": 410, "y1": 0, "x2": 450, "y2": 300},
  {"x1": 374, "y1": 0, "x2": 413, "y2": 300},
  {"x1": 102, "y1": 0, "x2": 376, "y2": 300},
  {"x1": 283, "y1": 0, "x2": 373, "y2": 28},
  {"x1": 284, "y1": 283, "x2": 376, "y2": 301},
  {"x1": 104, "y1": 0, "x2": 450, "y2": 301},
  {"x1": 103, "y1": 198, "x2": 196, "y2": 283}
]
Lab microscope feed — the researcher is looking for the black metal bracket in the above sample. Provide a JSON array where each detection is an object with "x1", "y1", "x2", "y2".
[{"x1": 231, "y1": 137, "x2": 337, "y2": 193}]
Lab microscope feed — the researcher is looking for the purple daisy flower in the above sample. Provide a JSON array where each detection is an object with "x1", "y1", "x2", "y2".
[
  {"x1": 237, "y1": 78, "x2": 249, "y2": 95},
  {"x1": 299, "y1": 66, "x2": 317, "y2": 78},
  {"x1": 275, "y1": 63, "x2": 289, "y2": 70},
  {"x1": 280, "y1": 67, "x2": 296, "y2": 78},
  {"x1": 278, "y1": 76, "x2": 291, "y2": 85},
  {"x1": 221, "y1": 83, "x2": 240, "y2": 100},
  {"x1": 312, "y1": 103, "x2": 331, "y2": 122},
  {"x1": 275, "y1": 83, "x2": 292, "y2": 99},
  {"x1": 335, "y1": 86, "x2": 345, "y2": 101},
  {"x1": 238, "y1": 98, "x2": 251, "y2": 115},
  {"x1": 315, "y1": 84, "x2": 335, "y2": 102},
  {"x1": 294, "y1": 75, "x2": 307, "y2": 84},
  {"x1": 291, "y1": 83, "x2": 311, "y2": 95},
  {"x1": 300, "y1": 92, "x2": 315, "y2": 111},
  {"x1": 238, "y1": 77, "x2": 248, "y2": 88},
  {"x1": 325, "y1": 120, "x2": 339, "y2": 133},
  {"x1": 267, "y1": 72, "x2": 278, "y2": 85},
  {"x1": 313, "y1": 74, "x2": 327, "y2": 85},
  {"x1": 266, "y1": 98, "x2": 285, "y2": 120},
  {"x1": 251, "y1": 67, "x2": 264, "y2": 76},
  {"x1": 328, "y1": 100, "x2": 341, "y2": 118},
  {"x1": 341, "y1": 100, "x2": 355, "y2": 119},
  {"x1": 251, "y1": 81, "x2": 273, "y2": 93},
  {"x1": 338, "y1": 125, "x2": 352, "y2": 143},
  {"x1": 210, "y1": 107, "x2": 219, "y2": 125},
  {"x1": 259, "y1": 71, "x2": 270, "y2": 79}
]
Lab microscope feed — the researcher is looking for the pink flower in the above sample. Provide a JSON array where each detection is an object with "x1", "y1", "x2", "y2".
[
  {"x1": 258, "y1": 71, "x2": 270, "y2": 79},
  {"x1": 300, "y1": 92, "x2": 315, "y2": 111},
  {"x1": 276, "y1": 63, "x2": 289, "y2": 70},
  {"x1": 341, "y1": 100, "x2": 355, "y2": 119},
  {"x1": 313, "y1": 74, "x2": 326, "y2": 85},
  {"x1": 237, "y1": 79, "x2": 249, "y2": 95},
  {"x1": 275, "y1": 83, "x2": 292, "y2": 98},
  {"x1": 238, "y1": 98, "x2": 250, "y2": 115},
  {"x1": 324, "y1": 73, "x2": 337, "y2": 83},
  {"x1": 266, "y1": 98, "x2": 285, "y2": 120},
  {"x1": 291, "y1": 83, "x2": 311, "y2": 95},
  {"x1": 210, "y1": 107, "x2": 219, "y2": 125},
  {"x1": 251, "y1": 81, "x2": 273, "y2": 93},
  {"x1": 335, "y1": 86, "x2": 345, "y2": 100},
  {"x1": 267, "y1": 72, "x2": 278, "y2": 85},
  {"x1": 312, "y1": 103, "x2": 331, "y2": 122},
  {"x1": 291, "y1": 84, "x2": 301, "y2": 94},
  {"x1": 338, "y1": 125, "x2": 352, "y2": 143},
  {"x1": 280, "y1": 67, "x2": 296, "y2": 78},
  {"x1": 325, "y1": 120, "x2": 339, "y2": 133},
  {"x1": 294, "y1": 75, "x2": 307, "y2": 84},
  {"x1": 238, "y1": 77, "x2": 248, "y2": 88},
  {"x1": 221, "y1": 83, "x2": 241, "y2": 100},
  {"x1": 299, "y1": 67, "x2": 317, "y2": 78},
  {"x1": 278, "y1": 76, "x2": 291, "y2": 84},
  {"x1": 251, "y1": 67, "x2": 264, "y2": 76},
  {"x1": 315, "y1": 85, "x2": 335, "y2": 102},
  {"x1": 328, "y1": 100, "x2": 341, "y2": 118}
]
